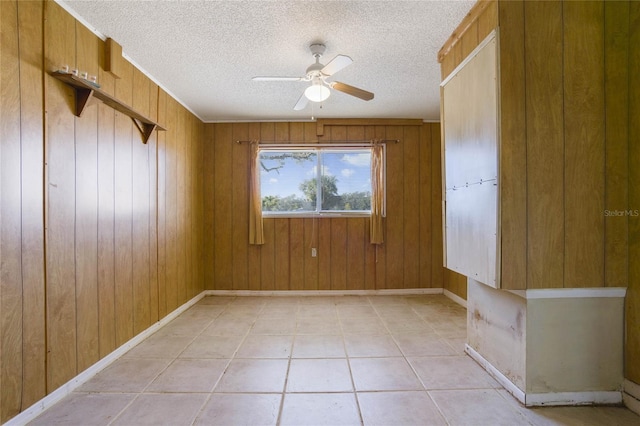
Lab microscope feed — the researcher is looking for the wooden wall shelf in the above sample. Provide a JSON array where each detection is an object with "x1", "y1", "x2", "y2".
[{"x1": 49, "y1": 71, "x2": 165, "y2": 144}]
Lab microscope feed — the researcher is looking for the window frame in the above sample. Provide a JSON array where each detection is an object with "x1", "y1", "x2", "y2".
[{"x1": 258, "y1": 144, "x2": 386, "y2": 219}]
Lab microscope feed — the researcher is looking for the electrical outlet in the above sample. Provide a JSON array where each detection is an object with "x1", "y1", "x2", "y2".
[{"x1": 311, "y1": 248, "x2": 317, "y2": 257}]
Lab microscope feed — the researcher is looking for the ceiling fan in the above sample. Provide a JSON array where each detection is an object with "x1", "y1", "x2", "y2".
[{"x1": 252, "y1": 43, "x2": 374, "y2": 111}]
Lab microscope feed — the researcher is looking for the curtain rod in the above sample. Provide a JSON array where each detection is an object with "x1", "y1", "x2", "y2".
[{"x1": 234, "y1": 139, "x2": 400, "y2": 144}]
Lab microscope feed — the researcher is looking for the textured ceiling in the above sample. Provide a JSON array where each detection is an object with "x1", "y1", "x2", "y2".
[{"x1": 60, "y1": 0, "x2": 474, "y2": 122}]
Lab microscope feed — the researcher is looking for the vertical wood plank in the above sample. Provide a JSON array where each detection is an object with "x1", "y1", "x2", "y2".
[
  {"x1": 346, "y1": 219, "x2": 365, "y2": 291},
  {"x1": 498, "y1": 0, "x2": 527, "y2": 290},
  {"x1": 478, "y1": 0, "x2": 498, "y2": 41},
  {"x1": 385, "y1": 126, "x2": 404, "y2": 288},
  {"x1": 289, "y1": 219, "x2": 305, "y2": 290},
  {"x1": 175, "y1": 106, "x2": 187, "y2": 303},
  {"x1": 131, "y1": 69, "x2": 151, "y2": 333},
  {"x1": 74, "y1": 23, "x2": 100, "y2": 373},
  {"x1": 156, "y1": 90, "x2": 168, "y2": 317},
  {"x1": 303, "y1": 218, "x2": 319, "y2": 290},
  {"x1": 430, "y1": 124, "x2": 444, "y2": 289},
  {"x1": 403, "y1": 126, "x2": 421, "y2": 288},
  {"x1": 44, "y1": 0, "x2": 78, "y2": 391},
  {"x1": 232, "y1": 123, "x2": 249, "y2": 290},
  {"x1": 460, "y1": 20, "x2": 479, "y2": 60},
  {"x1": 113, "y1": 59, "x2": 134, "y2": 345},
  {"x1": 330, "y1": 218, "x2": 348, "y2": 291},
  {"x1": 212, "y1": 124, "x2": 233, "y2": 289},
  {"x1": 148, "y1": 83, "x2": 159, "y2": 322},
  {"x1": 97, "y1": 38, "x2": 116, "y2": 358},
  {"x1": 604, "y1": 0, "x2": 629, "y2": 287},
  {"x1": 274, "y1": 219, "x2": 291, "y2": 290},
  {"x1": 17, "y1": 0, "x2": 46, "y2": 410},
  {"x1": 202, "y1": 124, "x2": 214, "y2": 289},
  {"x1": 419, "y1": 124, "x2": 433, "y2": 287},
  {"x1": 164, "y1": 97, "x2": 179, "y2": 308},
  {"x1": 1, "y1": 0, "x2": 24, "y2": 419},
  {"x1": 563, "y1": 1, "x2": 605, "y2": 288}
]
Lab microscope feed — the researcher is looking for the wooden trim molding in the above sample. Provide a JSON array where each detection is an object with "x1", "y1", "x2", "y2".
[
  {"x1": 315, "y1": 118, "x2": 423, "y2": 136},
  {"x1": 438, "y1": 0, "x2": 496, "y2": 63}
]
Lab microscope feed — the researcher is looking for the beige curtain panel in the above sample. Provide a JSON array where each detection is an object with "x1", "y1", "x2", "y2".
[
  {"x1": 370, "y1": 142, "x2": 384, "y2": 244},
  {"x1": 249, "y1": 141, "x2": 265, "y2": 245}
]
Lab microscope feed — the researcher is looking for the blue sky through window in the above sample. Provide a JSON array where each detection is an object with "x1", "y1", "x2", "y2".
[{"x1": 259, "y1": 148, "x2": 372, "y2": 211}]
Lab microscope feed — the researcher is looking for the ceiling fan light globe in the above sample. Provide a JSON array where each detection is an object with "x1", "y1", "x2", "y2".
[{"x1": 304, "y1": 84, "x2": 330, "y2": 102}]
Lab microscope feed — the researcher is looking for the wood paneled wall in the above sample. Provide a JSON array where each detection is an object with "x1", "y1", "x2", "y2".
[
  {"x1": 440, "y1": 0, "x2": 640, "y2": 391},
  {"x1": 626, "y1": 0, "x2": 640, "y2": 387},
  {"x1": 202, "y1": 121, "x2": 445, "y2": 292},
  {"x1": 439, "y1": 0, "x2": 632, "y2": 291},
  {"x1": 0, "y1": 1, "x2": 203, "y2": 422}
]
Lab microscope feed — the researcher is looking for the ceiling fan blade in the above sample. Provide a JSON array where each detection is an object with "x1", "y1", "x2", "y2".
[
  {"x1": 252, "y1": 76, "x2": 303, "y2": 81},
  {"x1": 321, "y1": 54, "x2": 353, "y2": 76},
  {"x1": 293, "y1": 93, "x2": 308, "y2": 110},
  {"x1": 330, "y1": 81, "x2": 374, "y2": 101}
]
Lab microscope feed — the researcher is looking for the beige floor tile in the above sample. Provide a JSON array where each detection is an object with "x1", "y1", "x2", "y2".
[
  {"x1": 194, "y1": 393, "x2": 281, "y2": 426},
  {"x1": 154, "y1": 316, "x2": 215, "y2": 336},
  {"x1": 259, "y1": 304, "x2": 299, "y2": 318},
  {"x1": 78, "y1": 358, "x2": 171, "y2": 392},
  {"x1": 251, "y1": 318, "x2": 297, "y2": 334},
  {"x1": 214, "y1": 359, "x2": 288, "y2": 392},
  {"x1": 296, "y1": 317, "x2": 341, "y2": 334},
  {"x1": 124, "y1": 334, "x2": 193, "y2": 358},
  {"x1": 336, "y1": 304, "x2": 377, "y2": 318},
  {"x1": 146, "y1": 359, "x2": 228, "y2": 392},
  {"x1": 296, "y1": 305, "x2": 338, "y2": 319},
  {"x1": 177, "y1": 304, "x2": 225, "y2": 319},
  {"x1": 383, "y1": 318, "x2": 434, "y2": 334},
  {"x1": 280, "y1": 393, "x2": 361, "y2": 426},
  {"x1": 350, "y1": 357, "x2": 423, "y2": 391},
  {"x1": 29, "y1": 392, "x2": 135, "y2": 426},
  {"x1": 409, "y1": 355, "x2": 499, "y2": 390},
  {"x1": 111, "y1": 393, "x2": 208, "y2": 426},
  {"x1": 444, "y1": 337, "x2": 467, "y2": 354},
  {"x1": 292, "y1": 334, "x2": 346, "y2": 358},
  {"x1": 235, "y1": 334, "x2": 293, "y2": 358},
  {"x1": 197, "y1": 296, "x2": 235, "y2": 305},
  {"x1": 393, "y1": 332, "x2": 456, "y2": 357},
  {"x1": 430, "y1": 389, "x2": 530, "y2": 426},
  {"x1": 180, "y1": 334, "x2": 244, "y2": 358},
  {"x1": 344, "y1": 334, "x2": 402, "y2": 357},
  {"x1": 202, "y1": 318, "x2": 254, "y2": 336},
  {"x1": 27, "y1": 295, "x2": 640, "y2": 426},
  {"x1": 430, "y1": 320, "x2": 467, "y2": 338},
  {"x1": 340, "y1": 317, "x2": 387, "y2": 335},
  {"x1": 287, "y1": 358, "x2": 353, "y2": 392},
  {"x1": 358, "y1": 391, "x2": 447, "y2": 426}
]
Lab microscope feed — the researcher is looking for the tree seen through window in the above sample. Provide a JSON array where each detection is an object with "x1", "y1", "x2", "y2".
[{"x1": 259, "y1": 148, "x2": 372, "y2": 214}]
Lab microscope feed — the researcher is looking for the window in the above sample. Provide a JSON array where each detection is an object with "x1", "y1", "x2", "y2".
[{"x1": 258, "y1": 146, "x2": 379, "y2": 216}]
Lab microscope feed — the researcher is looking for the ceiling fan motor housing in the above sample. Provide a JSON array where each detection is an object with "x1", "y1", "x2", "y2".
[{"x1": 306, "y1": 44, "x2": 327, "y2": 78}]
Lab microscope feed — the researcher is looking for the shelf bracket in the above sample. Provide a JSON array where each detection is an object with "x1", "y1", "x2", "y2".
[
  {"x1": 132, "y1": 118, "x2": 157, "y2": 144},
  {"x1": 75, "y1": 87, "x2": 94, "y2": 117}
]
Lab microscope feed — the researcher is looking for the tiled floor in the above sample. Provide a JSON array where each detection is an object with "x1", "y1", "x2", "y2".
[{"x1": 30, "y1": 295, "x2": 640, "y2": 425}]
